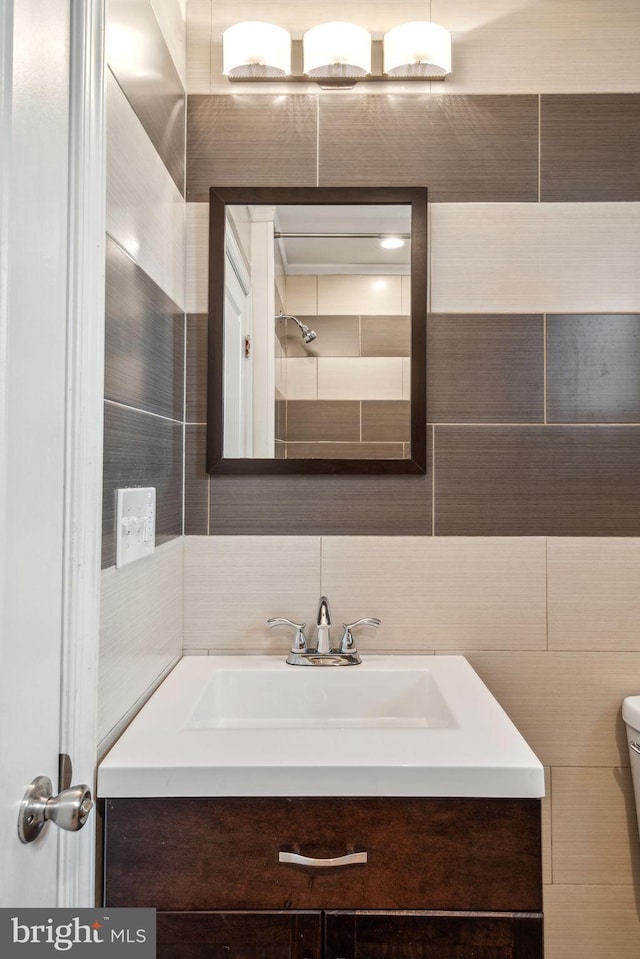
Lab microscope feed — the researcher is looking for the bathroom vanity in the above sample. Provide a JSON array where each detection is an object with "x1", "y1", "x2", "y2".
[{"x1": 99, "y1": 656, "x2": 544, "y2": 958}]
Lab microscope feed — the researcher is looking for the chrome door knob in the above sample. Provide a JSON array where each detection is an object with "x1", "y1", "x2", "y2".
[{"x1": 18, "y1": 775, "x2": 93, "y2": 844}]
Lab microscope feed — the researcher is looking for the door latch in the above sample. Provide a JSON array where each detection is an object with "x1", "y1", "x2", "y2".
[{"x1": 17, "y1": 775, "x2": 93, "y2": 844}]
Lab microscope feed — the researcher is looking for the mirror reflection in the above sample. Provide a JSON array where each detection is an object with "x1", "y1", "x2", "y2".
[{"x1": 223, "y1": 203, "x2": 412, "y2": 461}]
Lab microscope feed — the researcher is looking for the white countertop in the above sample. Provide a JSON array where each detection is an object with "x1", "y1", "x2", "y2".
[{"x1": 97, "y1": 655, "x2": 545, "y2": 799}]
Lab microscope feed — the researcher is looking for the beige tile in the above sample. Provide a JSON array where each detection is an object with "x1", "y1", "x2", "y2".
[
  {"x1": 185, "y1": 202, "x2": 208, "y2": 313},
  {"x1": 285, "y1": 275, "x2": 317, "y2": 315},
  {"x1": 445, "y1": 651, "x2": 640, "y2": 767},
  {"x1": 107, "y1": 70, "x2": 185, "y2": 308},
  {"x1": 99, "y1": 538, "x2": 183, "y2": 745},
  {"x1": 186, "y1": 0, "x2": 211, "y2": 93},
  {"x1": 551, "y1": 766, "x2": 640, "y2": 885},
  {"x1": 282, "y1": 357, "x2": 317, "y2": 400},
  {"x1": 401, "y1": 275, "x2": 411, "y2": 315},
  {"x1": 320, "y1": 537, "x2": 546, "y2": 652},
  {"x1": 318, "y1": 357, "x2": 404, "y2": 401},
  {"x1": 544, "y1": 884, "x2": 640, "y2": 959},
  {"x1": 548, "y1": 539, "x2": 640, "y2": 652},
  {"x1": 542, "y1": 766, "x2": 552, "y2": 885},
  {"x1": 183, "y1": 535, "x2": 321, "y2": 652},
  {"x1": 150, "y1": 0, "x2": 187, "y2": 87},
  {"x1": 431, "y1": 203, "x2": 640, "y2": 314},
  {"x1": 318, "y1": 275, "x2": 403, "y2": 315},
  {"x1": 433, "y1": 0, "x2": 640, "y2": 94},
  {"x1": 402, "y1": 357, "x2": 411, "y2": 400}
]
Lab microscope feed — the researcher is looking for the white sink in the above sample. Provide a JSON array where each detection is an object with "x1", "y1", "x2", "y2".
[
  {"x1": 98, "y1": 655, "x2": 544, "y2": 800},
  {"x1": 187, "y1": 667, "x2": 453, "y2": 729}
]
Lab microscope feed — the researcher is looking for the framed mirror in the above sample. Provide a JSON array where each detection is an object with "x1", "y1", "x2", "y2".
[{"x1": 207, "y1": 186, "x2": 427, "y2": 474}]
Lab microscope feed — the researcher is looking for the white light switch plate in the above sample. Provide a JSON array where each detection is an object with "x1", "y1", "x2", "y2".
[{"x1": 116, "y1": 487, "x2": 156, "y2": 568}]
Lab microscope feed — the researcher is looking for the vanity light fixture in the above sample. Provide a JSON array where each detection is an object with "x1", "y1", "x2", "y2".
[
  {"x1": 303, "y1": 22, "x2": 371, "y2": 80},
  {"x1": 379, "y1": 236, "x2": 406, "y2": 250},
  {"x1": 222, "y1": 21, "x2": 291, "y2": 78},
  {"x1": 383, "y1": 21, "x2": 452, "y2": 79},
  {"x1": 222, "y1": 21, "x2": 451, "y2": 86}
]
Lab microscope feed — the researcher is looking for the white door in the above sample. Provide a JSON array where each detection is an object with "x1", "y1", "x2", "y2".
[{"x1": 0, "y1": 0, "x2": 104, "y2": 907}]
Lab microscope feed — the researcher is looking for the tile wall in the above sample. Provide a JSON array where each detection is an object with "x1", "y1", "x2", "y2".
[
  {"x1": 179, "y1": 2, "x2": 640, "y2": 956},
  {"x1": 99, "y1": 0, "x2": 186, "y2": 751}
]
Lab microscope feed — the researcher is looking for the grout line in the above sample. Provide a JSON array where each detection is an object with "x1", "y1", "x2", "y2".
[
  {"x1": 537, "y1": 93, "x2": 541, "y2": 202},
  {"x1": 545, "y1": 537, "x2": 549, "y2": 651},
  {"x1": 431, "y1": 425, "x2": 436, "y2": 536},
  {"x1": 543, "y1": 313, "x2": 547, "y2": 425},
  {"x1": 182, "y1": 315, "x2": 187, "y2": 535},
  {"x1": 316, "y1": 95, "x2": 320, "y2": 187},
  {"x1": 104, "y1": 398, "x2": 184, "y2": 426}
]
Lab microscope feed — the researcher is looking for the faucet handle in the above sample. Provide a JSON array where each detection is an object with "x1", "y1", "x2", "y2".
[
  {"x1": 339, "y1": 617, "x2": 381, "y2": 654},
  {"x1": 267, "y1": 617, "x2": 308, "y2": 653}
]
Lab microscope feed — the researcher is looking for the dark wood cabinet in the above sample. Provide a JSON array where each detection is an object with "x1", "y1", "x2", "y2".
[{"x1": 103, "y1": 797, "x2": 543, "y2": 958}]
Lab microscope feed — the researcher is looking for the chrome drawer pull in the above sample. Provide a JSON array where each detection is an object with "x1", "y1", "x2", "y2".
[
  {"x1": 279, "y1": 851, "x2": 367, "y2": 868},
  {"x1": 630, "y1": 741, "x2": 640, "y2": 755}
]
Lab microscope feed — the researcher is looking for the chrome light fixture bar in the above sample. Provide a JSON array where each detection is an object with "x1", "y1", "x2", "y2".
[{"x1": 222, "y1": 21, "x2": 452, "y2": 86}]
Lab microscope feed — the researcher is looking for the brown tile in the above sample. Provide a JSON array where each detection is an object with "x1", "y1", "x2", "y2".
[
  {"x1": 102, "y1": 403, "x2": 183, "y2": 568},
  {"x1": 434, "y1": 426, "x2": 640, "y2": 535},
  {"x1": 361, "y1": 316, "x2": 411, "y2": 357},
  {"x1": 105, "y1": 237, "x2": 184, "y2": 420},
  {"x1": 286, "y1": 442, "x2": 406, "y2": 459},
  {"x1": 319, "y1": 95, "x2": 538, "y2": 202},
  {"x1": 187, "y1": 95, "x2": 317, "y2": 201},
  {"x1": 186, "y1": 313, "x2": 207, "y2": 423},
  {"x1": 285, "y1": 401, "x2": 360, "y2": 443},
  {"x1": 184, "y1": 425, "x2": 208, "y2": 535},
  {"x1": 541, "y1": 95, "x2": 640, "y2": 201},
  {"x1": 107, "y1": 0, "x2": 185, "y2": 193},
  {"x1": 275, "y1": 399, "x2": 286, "y2": 442},
  {"x1": 428, "y1": 314, "x2": 544, "y2": 423},
  {"x1": 547, "y1": 314, "x2": 640, "y2": 423},
  {"x1": 281, "y1": 316, "x2": 360, "y2": 358},
  {"x1": 209, "y1": 432, "x2": 432, "y2": 535},
  {"x1": 544, "y1": 885, "x2": 640, "y2": 959},
  {"x1": 362, "y1": 401, "x2": 411, "y2": 442}
]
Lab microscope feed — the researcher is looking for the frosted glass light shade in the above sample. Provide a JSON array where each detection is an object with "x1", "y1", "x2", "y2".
[
  {"x1": 383, "y1": 22, "x2": 452, "y2": 78},
  {"x1": 223, "y1": 22, "x2": 291, "y2": 78},
  {"x1": 303, "y1": 22, "x2": 371, "y2": 79}
]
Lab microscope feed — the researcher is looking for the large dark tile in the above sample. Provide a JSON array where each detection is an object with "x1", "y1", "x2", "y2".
[
  {"x1": 187, "y1": 95, "x2": 318, "y2": 201},
  {"x1": 361, "y1": 316, "x2": 411, "y2": 357},
  {"x1": 107, "y1": 0, "x2": 185, "y2": 194},
  {"x1": 105, "y1": 237, "x2": 184, "y2": 420},
  {"x1": 434, "y1": 426, "x2": 640, "y2": 535},
  {"x1": 547, "y1": 314, "x2": 640, "y2": 423},
  {"x1": 186, "y1": 313, "x2": 208, "y2": 423},
  {"x1": 319, "y1": 95, "x2": 538, "y2": 202},
  {"x1": 286, "y1": 401, "x2": 360, "y2": 443},
  {"x1": 102, "y1": 403, "x2": 183, "y2": 568},
  {"x1": 282, "y1": 316, "x2": 360, "y2": 358},
  {"x1": 185, "y1": 425, "x2": 209, "y2": 535},
  {"x1": 286, "y1": 442, "x2": 405, "y2": 459},
  {"x1": 362, "y1": 401, "x2": 411, "y2": 442},
  {"x1": 209, "y1": 431, "x2": 432, "y2": 535},
  {"x1": 541, "y1": 95, "x2": 640, "y2": 201},
  {"x1": 427, "y1": 314, "x2": 544, "y2": 423}
]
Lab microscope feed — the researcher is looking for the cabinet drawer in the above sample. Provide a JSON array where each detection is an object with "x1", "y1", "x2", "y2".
[{"x1": 104, "y1": 797, "x2": 542, "y2": 912}]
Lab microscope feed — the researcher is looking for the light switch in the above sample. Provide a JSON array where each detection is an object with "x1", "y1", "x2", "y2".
[{"x1": 116, "y1": 487, "x2": 156, "y2": 568}]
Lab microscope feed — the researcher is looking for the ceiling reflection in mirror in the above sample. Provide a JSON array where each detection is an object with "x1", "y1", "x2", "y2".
[
  {"x1": 223, "y1": 203, "x2": 412, "y2": 462},
  {"x1": 209, "y1": 188, "x2": 426, "y2": 472}
]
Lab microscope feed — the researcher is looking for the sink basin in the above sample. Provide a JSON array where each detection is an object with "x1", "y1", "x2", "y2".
[
  {"x1": 187, "y1": 667, "x2": 453, "y2": 729},
  {"x1": 97, "y1": 655, "x2": 544, "y2": 800}
]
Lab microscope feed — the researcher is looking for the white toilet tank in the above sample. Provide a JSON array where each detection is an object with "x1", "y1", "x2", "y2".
[{"x1": 622, "y1": 696, "x2": 640, "y2": 839}]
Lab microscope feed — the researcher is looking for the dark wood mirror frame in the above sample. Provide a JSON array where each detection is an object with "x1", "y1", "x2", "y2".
[{"x1": 207, "y1": 185, "x2": 427, "y2": 475}]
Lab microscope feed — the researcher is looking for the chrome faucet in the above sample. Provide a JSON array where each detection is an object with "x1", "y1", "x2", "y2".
[
  {"x1": 315, "y1": 595, "x2": 332, "y2": 654},
  {"x1": 267, "y1": 596, "x2": 380, "y2": 666}
]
